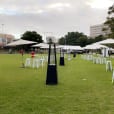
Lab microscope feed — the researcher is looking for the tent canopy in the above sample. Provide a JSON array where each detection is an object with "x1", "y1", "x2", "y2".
[
  {"x1": 32, "y1": 43, "x2": 48, "y2": 47},
  {"x1": 57, "y1": 45, "x2": 83, "y2": 50},
  {"x1": 6, "y1": 39, "x2": 37, "y2": 46},
  {"x1": 84, "y1": 43, "x2": 108, "y2": 50},
  {"x1": 96, "y1": 38, "x2": 114, "y2": 45}
]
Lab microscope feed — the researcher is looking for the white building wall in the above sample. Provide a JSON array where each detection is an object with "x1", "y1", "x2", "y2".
[{"x1": 90, "y1": 24, "x2": 110, "y2": 38}]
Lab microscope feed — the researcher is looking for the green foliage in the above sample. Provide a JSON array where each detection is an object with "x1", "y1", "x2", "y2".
[
  {"x1": 79, "y1": 36, "x2": 89, "y2": 47},
  {"x1": 58, "y1": 31, "x2": 88, "y2": 47},
  {"x1": 87, "y1": 38, "x2": 94, "y2": 44},
  {"x1": 104, "y1": 4, "x2": 114, "y2": 38},
  {"x1": 94, "y1": 35, "x2": 105, "y2": 42},
  {"x1": 58, "y1": 32, "x2": 105, "y2": 46},
  {"x1": 1, "y1": 54, "x2": 114, "y2": 114},
  {"x1": 21, "y1": 31, "x2": 43, "y2": 43},
  {"x1": 58, "y1": 37, "x2": 65, "y2": 45},
  {"x1": 108, "y1": 5, "x2": 114, "y2": 14}
]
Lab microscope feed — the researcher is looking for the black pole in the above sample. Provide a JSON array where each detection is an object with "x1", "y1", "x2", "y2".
[
  {"x1": 46, "y1": 43, "x2": 58, "y2": 85},
  {"x1": 59, "y1": 48, "x2": 65, "y2": 66}
]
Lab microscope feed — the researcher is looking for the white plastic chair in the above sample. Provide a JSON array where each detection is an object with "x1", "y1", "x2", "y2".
[
  {"x1": 25, "y1": 58, "x2": 31, "y2": 67},
  {"x1": 40, "y1": 57, "x2": 45, "y2": 67},
  {"x1": 93, "y1": 57, "x2": 96, "y2": 64},
  {"x1": 32, "y1": 58, "x2": 40, "y2": 68},
  {"x1": 102, "y1": 58, "x2": 107, "y2": 64},
  {"x1": 68, "y1": 54, "x2": 71, "y2": 60},
  {"x1": 106, "y1": 60, "x2": 112, "y2": 71}
]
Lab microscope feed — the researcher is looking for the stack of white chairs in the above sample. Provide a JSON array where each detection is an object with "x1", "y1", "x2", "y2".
[
  {"x1": 68, "y1": 54, "x2": 71, "y2": 60},
  {"x1": 81, "y1": 54, "x2": 85, "y2": 59},
  {"x1": 87, "y1": 54, "x2": 93, "y2": 61},
  {"x1": 40, "y1": 56, "x2": 45, "y2": 67},
  {"x1": 92, "y1": 57, "x2": 107, "y2": 65},
  {"x1": 93, "y1": 57, "x2": 96, "y2": 64},
  {"x1": 106, "y1": 60, "x2": 112, "y2": 71},
  {"x1": 101, "y1": 58, "x2": 107, "y2": 64},
  {"x1": 25, "y1": 58, "x2": 31, "y2": 67},
  {"x1": 96, "y1": 57, "x2": 101, "y2": 64},
  {"x1": 25, "y1": 55, "x2": 48, "y2": 69},
  {"x1": 81, "y1": 55, "x2": 83, "y2": 59},
  {"x1": 32, "y1": 58, "x2": 40, "y2": 68},
  {"x1": 45, "y1": 56, "x2": 48, "y2": 62},
  {"x1": 98, "y1": 57, "x2": 102, "y2": 64},
  {"x1": 83, "y1": 54, "x2": 87, "y2": 60},
  {"x1": 112, "y1": 69, "x2": 114, "y2": 83},
  {"x1": 81, "y1": 54, "x2": 93, "y2": 61}
]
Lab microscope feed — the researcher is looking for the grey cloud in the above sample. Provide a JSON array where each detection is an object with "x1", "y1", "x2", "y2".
[{"x1": 0, "y1": 0, "x2": 111, "y2": 39}]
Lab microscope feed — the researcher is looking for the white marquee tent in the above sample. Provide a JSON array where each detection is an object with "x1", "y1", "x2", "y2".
[
  {"x1": 57, "y1": 45, "x2": 83, "y2": 50},
  {"x1": 84, "y1": 43, "x2": 108, "y2": 50},
  {"x1": 6, "y1": 39, "x2": 37, "y2": 46},
  {"x1": 32, "y1": 43, "x2": 48, "y2": 47},
  {"x1": 96, "y1": 38, "x2": 114, "y2": 45}
]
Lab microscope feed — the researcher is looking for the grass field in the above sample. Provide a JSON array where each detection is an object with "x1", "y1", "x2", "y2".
[{"x1": 0, "y1": 54, "x2": 114, "y2": 114}]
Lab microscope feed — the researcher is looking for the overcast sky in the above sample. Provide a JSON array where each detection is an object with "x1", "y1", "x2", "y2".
[{"x1": 0, "y1": 0, "x2": 113, "y2": 40}]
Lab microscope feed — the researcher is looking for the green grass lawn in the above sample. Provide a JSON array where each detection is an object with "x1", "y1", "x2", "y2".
[{"x1": 0, "y1": 54, "x2": 114, "y2": 114}]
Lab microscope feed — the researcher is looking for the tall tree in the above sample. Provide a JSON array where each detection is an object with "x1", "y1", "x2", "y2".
[
  {"x1": 58, "y1": 31, "x2": 88, "y2": 47},
  {"x1": 78, "y1": 36, "x2": 88, "y2": 47},
  {"x1": 94, "y1": 35, "x2": 105, "y2": 42},
  {"x1": 58, "y1": 37, "x2": 65, "y2": 45},
  {"x1": 104, "y1": 4, "x2": 114, "y2": 38},
  {"x1": 58, "y1": 32, "x2": 105, "y2": 46},
  {"x1": 21, "y1": 31, "x2": 43, "y2": 43}
]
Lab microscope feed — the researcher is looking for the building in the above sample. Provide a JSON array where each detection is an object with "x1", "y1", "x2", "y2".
[
  {"x1": 0, "y1": 33, "x2": 15, "y2": 47},
  {"x1": 90, "y1": 24, "x2": 111, "y2": 38}
]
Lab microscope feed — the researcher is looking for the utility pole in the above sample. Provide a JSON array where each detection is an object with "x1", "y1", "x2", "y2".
[{"x1": 1, "y1": 24, "x2": 7, "y2": 46}]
